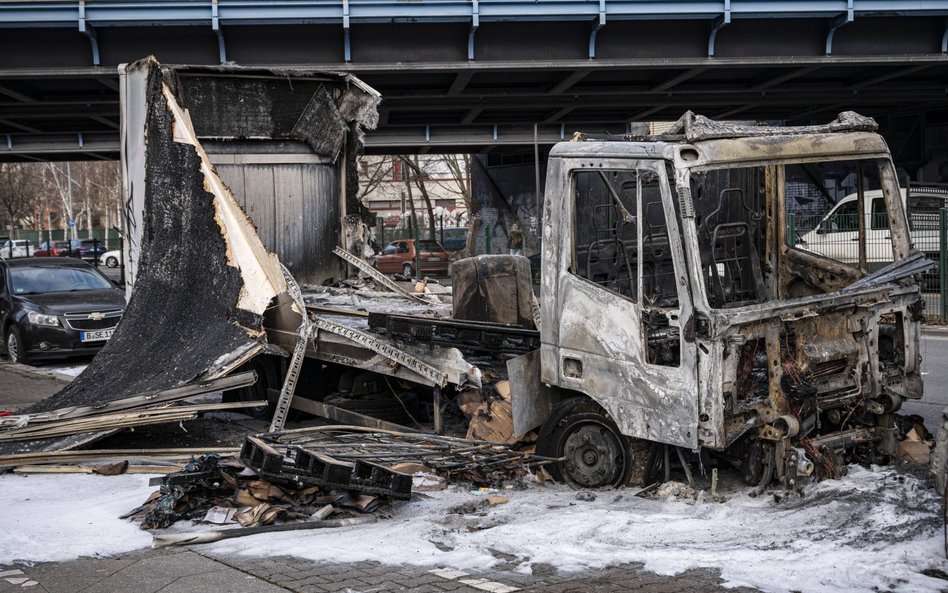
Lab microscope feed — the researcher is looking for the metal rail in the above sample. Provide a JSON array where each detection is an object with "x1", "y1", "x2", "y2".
[
  {"x1": 367, "y1": 312, "x2": 540, "y2": 356},
  {"x1": 311, "y1": 314, "x2": 448, "y2": 387},
  {"x1": 332, "y1": 246, "x2": 438, "y2": 305},
  {"x1": 268, "y1": 266, "x2": 311, "y2": 433},
  {"x1": 2, "y1": 1, "x2": 946, "y2": 27}
]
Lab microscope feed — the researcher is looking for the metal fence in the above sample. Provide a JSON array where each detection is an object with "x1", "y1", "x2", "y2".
[{"x1": 788, "y1": 207, "x2": 948, "y2": 321}]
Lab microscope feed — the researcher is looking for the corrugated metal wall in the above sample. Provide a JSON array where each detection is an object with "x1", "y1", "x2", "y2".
[{"x1": 216, "y1": 158, "x2": 342, "y2": 286}]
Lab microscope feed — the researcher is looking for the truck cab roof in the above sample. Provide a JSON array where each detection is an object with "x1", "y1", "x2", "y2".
[{"x1": 550, "y1": 111, "x2": 889, "y2": 170}]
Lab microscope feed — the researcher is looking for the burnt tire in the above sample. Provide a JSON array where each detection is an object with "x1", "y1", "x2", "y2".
[
  {"x1": 222, "y1": 356, "x2": 282, "y2": 419},
  {"x1": 536, "y1": 396, "x2": 631, "y2": 489}
]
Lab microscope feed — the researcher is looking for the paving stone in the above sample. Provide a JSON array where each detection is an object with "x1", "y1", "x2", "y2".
[
  {"x1": 6, "y1": 547, "x2": 769, "y2": 593},
  {"x1": 433, "y1": 580, "x2": 482, "y2": 592},
  {"x1": 320, "y1": 577, "x2": 375, "y2": 592},
  {"x1": 359, "y1": 573, "x2": 406, "y2": 586}
]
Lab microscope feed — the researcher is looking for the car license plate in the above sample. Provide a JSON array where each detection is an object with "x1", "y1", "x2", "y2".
[{"x1": 80, "y1": 328, "x2": 115, "y2": 342}]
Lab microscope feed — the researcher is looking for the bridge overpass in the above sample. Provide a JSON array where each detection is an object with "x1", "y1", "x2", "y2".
[{"x1": 1, "y1": 0, "x2": 947, "y2": 164}]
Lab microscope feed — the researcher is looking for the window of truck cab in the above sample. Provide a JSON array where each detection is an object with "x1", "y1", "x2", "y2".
[
  {"x1": 683, "y1": 157, "x2": 907, "y2": 309},
  {"x1": 569, "y1": 162, "x2": 683, "y2": 367}
]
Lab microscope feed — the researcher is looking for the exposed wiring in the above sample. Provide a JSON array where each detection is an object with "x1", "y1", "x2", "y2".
[{"x1": 384, "y1": 377, "x2": 425, "y2": 429}]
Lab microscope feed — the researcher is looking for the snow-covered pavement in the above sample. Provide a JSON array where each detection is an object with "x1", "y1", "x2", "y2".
[{"x1": 2, "y1": 464, "x2": 946, "y2": 593}]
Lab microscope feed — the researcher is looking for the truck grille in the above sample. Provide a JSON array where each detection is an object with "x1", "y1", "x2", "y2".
[
  {"x1": 63, "y1": 311, "x2": 122, "y2": 331},
  {"x1": 810, "y1": 359, "x2": 848, "y2": 379}
]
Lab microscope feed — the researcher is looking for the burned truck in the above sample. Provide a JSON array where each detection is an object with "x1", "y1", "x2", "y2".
[
  {"x1": 101, "y1": 59, "x2": 927, "y2": 490},
  {"x1": 513, "y1": 113, "x2": 927, "y2": 488},
  {"x1": 296, "y1": 113, "x2": 928, "y2": 490}
]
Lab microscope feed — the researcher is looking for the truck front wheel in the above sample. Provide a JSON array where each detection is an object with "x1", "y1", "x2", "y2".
[{"x1": 536, "y1": 396, "x2": 631, "y2": 489}]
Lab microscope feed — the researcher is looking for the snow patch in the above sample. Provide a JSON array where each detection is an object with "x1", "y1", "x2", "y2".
[
  {"x1": 0, "y1": 473, "x2": 153, "y2": 564},
  {"x1": 208, "y1": 465, "x2": 948, "y2": 593},
  {"x1": 1, "y1": 465, "x2": 946, "y2": 593}
]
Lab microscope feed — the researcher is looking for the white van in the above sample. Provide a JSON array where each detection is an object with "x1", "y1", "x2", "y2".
[{"x1": 797, "y1": 185, "x2": 946, "y2": 270}]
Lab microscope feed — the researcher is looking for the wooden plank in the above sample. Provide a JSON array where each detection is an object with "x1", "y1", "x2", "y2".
[
  {"x1": 13, "y1": 464, "x2": 183, "y2": 475},
  {"x1": 0, "y1": 447, "x2": 240, "y2": 467},
  {"x1": 0, "y1": 400, "x2": 265, "y2": 442},
  {"x1": 306, "y1": 305, "x2": 369, "y2": 318},
  {"x1": 0, "y1": 371, "x2": 258, "y2": 427},
  {"x1": 0, "y1": 413, "x2": 199, "y2": 442}
]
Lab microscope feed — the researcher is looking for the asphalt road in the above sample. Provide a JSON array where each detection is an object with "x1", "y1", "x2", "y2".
[{"x1": 903, "y1": 330, "x2": 948, "y2": 432}]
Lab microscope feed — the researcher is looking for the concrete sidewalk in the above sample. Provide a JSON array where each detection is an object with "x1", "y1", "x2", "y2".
[
  {"x1": 0, "y1": 547, "x2": 760, "y2": 593},
  {"x1": 0, "y1": 549, "x2": 287, "y2": 593},
  {"x1": 0, "y1": 361, "x2": 69, "y2": 412}
]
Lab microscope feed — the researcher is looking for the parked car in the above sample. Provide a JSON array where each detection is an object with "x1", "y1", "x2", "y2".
[
  {"x1": 98, "y1": 249, "x2": 121, "y2": 268},
  {"x1": 0, "y1": 239, "x2": 35, "y2": 259},
  {"x1": 33, "y1": 240, "x2": 72, "y2": 257},
  {"x1": 373, "y1": 239, "x2": 449, "y2": 276},
  {"x1": 439, "y1": 227, "x2": 469, "y2": 252},
  {"x1": 69, "y1": 239, "x2": 108, "y2": 262},
  {"x1": 0, "y1": 258, "x2": 126, "y2": 363},
  {"x1": 797, "y1": 185, "x2": 945, "y2": 270}
]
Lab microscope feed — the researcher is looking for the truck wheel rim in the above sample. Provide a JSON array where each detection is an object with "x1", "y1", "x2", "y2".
[{"x1": 556, "y1": 415, "x2": 628, "y2": 488}]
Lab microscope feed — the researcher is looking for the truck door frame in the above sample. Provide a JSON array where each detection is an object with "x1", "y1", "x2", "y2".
[{"x1": 541, "y1": 157, "x2": 700, "y2": 449}]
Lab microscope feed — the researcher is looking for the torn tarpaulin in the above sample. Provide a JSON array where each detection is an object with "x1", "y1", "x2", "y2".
[{"x1": 22, "y1": 59, "x2": 285, "y2": 422}]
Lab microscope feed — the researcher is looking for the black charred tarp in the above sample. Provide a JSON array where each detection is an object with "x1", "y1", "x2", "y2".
[
  {"x1": 5, "y1": 57, "x2": 381, "y2": 454},
  {"x1": 25, "y1": 62, "x2": 271, "y2": 415}
]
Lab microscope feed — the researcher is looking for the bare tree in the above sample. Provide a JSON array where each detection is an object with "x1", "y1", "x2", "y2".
[
  {"x1": 0, "y1": 163, "x2": 41, "y2": 234},
  {"x1": 357, "y1": 155, "x2": 397, "y2": 202},
  {"x1": 427, "y1": 154, "x2": 475, "y2": 255},
  {"x1": 40, "y1": 161, "x2": 121, "y2": 241},
  {"x1": 400, "y1": 156, "x2": 437, "y2": 241},
  {"x1": 81, "y1": 161, "x2": 121, "y2": 235},
  {"x1": 401, "y1": 158, "x2": 420, "y2": 241},
  {"x1": 429, "y1": 154, "x2": 472, "y2": 215},
  {"x1": 43, "y1": 163, "x2": 81, "y2": 240}
]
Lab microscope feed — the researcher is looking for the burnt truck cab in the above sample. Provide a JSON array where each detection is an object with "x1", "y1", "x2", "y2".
[{"x1": 528, "y1": 112, "x2": 925, "y2": 488}]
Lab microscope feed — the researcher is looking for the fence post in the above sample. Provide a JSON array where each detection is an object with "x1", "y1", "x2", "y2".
[
  {"x1": 413, "y1": 222, "x2": 421, "y2": 281},
  {"x1": 485, "y1": 224, "x2": 492, "y2": 254},
  {"x1": 118, "y1": 235, "x2": 125, "y2": 286},
  {"x1": 787, "y1": 212, "x2": 796, "y2": 246},
  {"x1": 940, "y1": 208, "x2": 947, "y2": 322}
]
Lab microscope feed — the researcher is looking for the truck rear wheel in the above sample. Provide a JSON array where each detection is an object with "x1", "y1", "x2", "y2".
[
  {"x1": 537, "y1": 396, "x2": 631, "y2": 489},
  {"x1": 222, "y1": 356, "x2": 282, "y2": 419}
]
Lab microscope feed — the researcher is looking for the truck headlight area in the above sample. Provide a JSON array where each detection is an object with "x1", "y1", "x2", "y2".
[{"x1": 27, "y1": 311, "x2": 60, "y2": 327}]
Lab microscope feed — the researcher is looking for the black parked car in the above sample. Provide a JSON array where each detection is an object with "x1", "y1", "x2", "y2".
[
  {"x1": 439, "y1": 227, "x2": 469, "y2": 252},
  {"x1": 69, "y1": 239, "x2": 108, "y2": 261},
  {"x1": 0, "y1": 258, "x2": 126, "y2": 364}
]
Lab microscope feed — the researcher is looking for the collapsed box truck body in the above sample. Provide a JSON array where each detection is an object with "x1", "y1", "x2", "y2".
[{"x1": 114, "y1": 59, "x2": 927, "y2": 489}]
